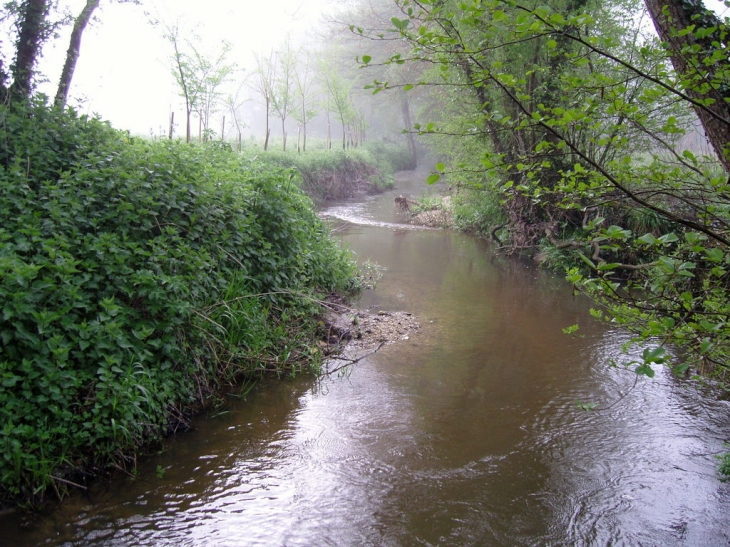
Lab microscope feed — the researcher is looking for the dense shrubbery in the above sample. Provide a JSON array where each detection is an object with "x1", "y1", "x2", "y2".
[{"x1": 0, "y1": 101, "x2": 357, "y2": 506}]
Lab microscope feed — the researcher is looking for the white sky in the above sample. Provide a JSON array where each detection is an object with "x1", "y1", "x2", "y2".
[
  {"x1": 37, "y1": 0, "x2": 334, "y2": 136},
  {"x1": 34, "y1": 0, "x2": 730, "y2": 137}
]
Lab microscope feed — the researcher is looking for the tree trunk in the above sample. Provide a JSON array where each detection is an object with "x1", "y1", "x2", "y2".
[
  {"x1": 301, "y1": 102, "x2": 308, "y2": 152},
  {"x1": 264, "y1": 97, "x2": 270, "y2": 151},
  {"x1": 185, "y1": 108, "x2": 191, "y2": 143},
  {"x1": 55, "y1": 0, "x2": 100, "y2": 108},
  {"x1": 10, "y1": 0, "x2": 51, "y2": 101},
  {"x1": 400, "y1": 93, "x2": 418, "y2": 169},
  {"x1": 644, "y1": 0, "x2": 730, "y2": 172}
]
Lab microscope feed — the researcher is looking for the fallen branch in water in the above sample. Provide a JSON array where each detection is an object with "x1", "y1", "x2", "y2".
[{"x1": 323, "y1": 342, "x2": 386, "y2": 375}]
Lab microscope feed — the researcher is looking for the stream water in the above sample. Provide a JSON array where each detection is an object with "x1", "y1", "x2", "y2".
[{"x1": 2, "y1": 168, "x2": 730, "y2": 546}]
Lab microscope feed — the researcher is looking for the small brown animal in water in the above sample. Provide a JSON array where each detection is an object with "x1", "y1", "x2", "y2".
[{"x1": 394, "y1": 195, "x2": 410, "y2": 211}]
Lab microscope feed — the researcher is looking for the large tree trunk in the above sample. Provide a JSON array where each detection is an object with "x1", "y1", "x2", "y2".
[
  {"x1": 9, "y1": 0, "x2": 51, "y2": 101},
  {"x1": 55, "y1": 0, "x2": 101, "y2": 108},
  {"x1": 644, "y1": 0, "x2": 730, "y2": 172}
]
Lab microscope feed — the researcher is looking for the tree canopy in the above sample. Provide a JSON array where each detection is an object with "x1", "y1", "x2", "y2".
[{"x1": 354, "y1": 0, "x2": 730, "y2": 377}]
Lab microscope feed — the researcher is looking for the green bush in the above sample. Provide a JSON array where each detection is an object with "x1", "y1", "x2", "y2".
[{"x1": 0, "y1": 101, "x2": 356, "y2": 505}]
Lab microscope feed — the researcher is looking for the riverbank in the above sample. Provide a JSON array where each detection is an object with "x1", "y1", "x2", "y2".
[
  {"x1": 256, "y1": 143, "x2": 408, "y2": 201},
  {"x1": 0, "y1": 102, "x2": 413, "y2": 510}
]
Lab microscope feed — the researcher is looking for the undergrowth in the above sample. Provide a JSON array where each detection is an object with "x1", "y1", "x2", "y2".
[
  {"x1": 0, "y1": 99, "x2": 357, "y2": 508},
  {"x1": 258, "y1": 146, "x2": 401, "y2": 200}
]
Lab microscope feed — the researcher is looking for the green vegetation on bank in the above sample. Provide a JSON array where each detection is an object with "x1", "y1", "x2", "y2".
[
  {"x1": 252, "y1": 140, "x2": 406, "y2": 200},
  {"x1": 0, "y1": 100, "x2": 366, "y2": 508}
]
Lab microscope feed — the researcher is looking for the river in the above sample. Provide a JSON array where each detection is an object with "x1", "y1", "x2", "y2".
[{"x1": 2, "y1": 168, "x2": 729, "y2": 546}]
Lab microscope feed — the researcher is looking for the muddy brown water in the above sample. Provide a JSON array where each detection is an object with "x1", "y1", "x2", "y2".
[{"x1": 2, "y1": 169, "x2": 729, "y2": 546}]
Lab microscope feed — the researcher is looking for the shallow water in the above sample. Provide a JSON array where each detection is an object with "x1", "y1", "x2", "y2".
[{"x1": 2, "y1": 169, "x2": 729, "y2": 546}]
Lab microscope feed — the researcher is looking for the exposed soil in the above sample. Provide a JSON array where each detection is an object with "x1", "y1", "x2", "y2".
[
  {"x1": 403, "y1": 195, "x2": 455, "y2": 228},
  {"x1": 321, "y1": 300, "x2": 421, "y2": 370}
]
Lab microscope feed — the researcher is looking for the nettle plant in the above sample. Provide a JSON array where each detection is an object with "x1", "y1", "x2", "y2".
[
  {"x1": 0, "y1": 100, "x2": 356, "y2": 504},
  {"x1": 356, "y1": 0, "x2": 730, "y2": 378}
]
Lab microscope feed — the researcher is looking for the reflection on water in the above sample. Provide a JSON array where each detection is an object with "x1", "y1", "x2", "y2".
[{"x1": 2, "y1": 170, "x2": 729, "y2": 546}]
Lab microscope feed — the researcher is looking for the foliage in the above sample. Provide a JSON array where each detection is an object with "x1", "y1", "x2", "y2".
[
  {"x1": 718, "y1": 449, "x2": 730, "y2": 481},
  {"x1": 356, "y1": 0, "x2": 730, "y2": 377},
  {"x1": 166, "y1": 25, "x2": 236, "y2": 143},
  {"x1": 260, "y1": 147, "x2": 397, "y2": 200},
  {"x1": 291, "y1": 49, "x2": 318, "y2": 153},
  {"x1": 271, "y1": 36, "x2": 298, "y2": 151},
  {"x1": 317, "y1": 50, "x2": 359, "y2": 150},
  {"x1": 250, "y1": 50, "x2": 277, "y2": 151},
  {"x1": 361, "y1": 140, "x2": 416, "y2": 172},
  {"x1": 0, "y1": 99, "x2": 356, "y2": 506}
]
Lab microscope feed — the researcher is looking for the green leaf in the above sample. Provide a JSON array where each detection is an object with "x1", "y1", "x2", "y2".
[
  {"x1": 635, "y1": 363, "x2": 656, "y2": 377},
  {"x1": 642, "y1": 346, "x2": 667, "y2": 364},
  {"x1": 391, "y1": 17, "x2": 409, "y2": 31},
  {"x1": 361, "y1": 55, "x2": 372, "y2": 64},
  {"x1": 637, "y1": 233, "x2": 659, "y2": 245},
  {"x1": 658, "y1": 233, "x2": 679, "y2": 244},
  {"x1": 427, "y1": 174, "x2": 441, "y2": 184},
  {"x1": 577, "y1": 252, "x2": 596, "y2": 270}
]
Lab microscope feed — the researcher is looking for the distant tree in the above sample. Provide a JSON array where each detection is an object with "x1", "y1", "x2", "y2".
[
  {"x1": 272, "y1": 36, "x2": 297, "y2": 151},
  {"x1": 193, "y1": 41, "x2": 235, "y2": 141},
  {"x1": 167, "y1": 27, "x2": 234, "y2": 143},
  {"x1": 317, "y1": 52, "x2": 357, "y2": 150},
  {"x1": 328, "y1": 0, "x2": 422, "y2": 164},
  {"x1": 251, "y1": 51, "x2": 276, "y2": 151},
  {"x1": 166, "y1": 25, "x2": 201, "y2": 143},
  {"x1": 224, "y1": 79, "x2": 250, "y2": 149},
  {"x1": 292, "y1": 50, "x2": 318, "y2": 152}
]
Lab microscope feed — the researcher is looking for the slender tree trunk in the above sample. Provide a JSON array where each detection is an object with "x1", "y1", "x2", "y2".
[
  {"x1": 55, "y1": 0, "x2": 100, "y2": 108},
  {"x1": 264, "y1": 97, "x2": 271, "y2": 151},
  {"x1": 400, "y1": 93, "x2": 417, "y2": 169},
  {"x1": 185, "y1": 108, "x2": 191, "y2": 143},
  {"x1": 300, "y1": 102, "x2": 307, "y2": 152},
  {"x1": 644, "y1": 0, "x2": 730, "y2": 172},
  {"x1": 10, "y1": 0, "x2": 51, "y2": 101}
]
